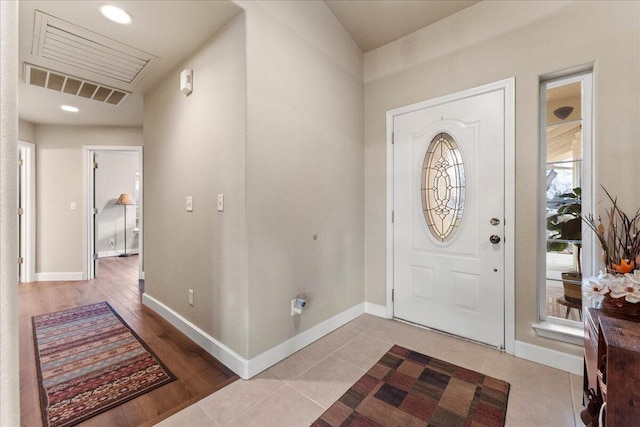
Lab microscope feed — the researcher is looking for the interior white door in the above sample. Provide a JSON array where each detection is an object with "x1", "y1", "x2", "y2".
[
  {"x1": 18, "y1": 147, "x2": 25, "y2": 282},
  {"x1": 393, "y1": 88, "x2": 506, "y2": 347}
]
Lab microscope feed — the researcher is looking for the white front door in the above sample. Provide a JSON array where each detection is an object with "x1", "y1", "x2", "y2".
[{"x1": 393, "y1": 84, "x2": 507, "y2": 348}]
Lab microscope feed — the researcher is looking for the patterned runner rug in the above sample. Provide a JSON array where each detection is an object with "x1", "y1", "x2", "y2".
[
  {"x1": 32, "y1": 301, "x2": 176, "y2": 427},
  {"x1": 312, "y1": 345, "x2": 510, "y2": 427}
]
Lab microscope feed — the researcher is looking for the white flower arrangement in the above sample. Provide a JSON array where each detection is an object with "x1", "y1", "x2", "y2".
[{"x1": 583, "y1": 270, "x2": 640, "y2": 305}]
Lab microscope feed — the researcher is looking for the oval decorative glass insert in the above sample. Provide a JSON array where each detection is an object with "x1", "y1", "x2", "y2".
[{"x1": 421, "y1": 133, "x2": 466, "y2": 242}]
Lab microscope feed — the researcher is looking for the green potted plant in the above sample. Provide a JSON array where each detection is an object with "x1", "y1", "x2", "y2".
[{"x1": 547, "y1": 187, "x2": 582, "y2": 304}]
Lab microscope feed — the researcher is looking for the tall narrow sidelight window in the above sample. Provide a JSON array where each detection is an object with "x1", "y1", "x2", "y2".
[{"x1": 540, "y1": 71, "x2": 593, "y2": 326}]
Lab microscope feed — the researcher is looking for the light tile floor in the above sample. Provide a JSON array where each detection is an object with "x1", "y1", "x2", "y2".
[{"x1": 157, "y1": 314, "x2": 583, "y2": 426}]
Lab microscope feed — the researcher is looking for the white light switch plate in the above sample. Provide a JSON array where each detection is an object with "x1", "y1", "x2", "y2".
[
  {"x1": 217, "y1": 194, "x2": 224, "y2": 212},
  {"x1": 186, "y1": 196, "x2": 193, "y2": 212}
]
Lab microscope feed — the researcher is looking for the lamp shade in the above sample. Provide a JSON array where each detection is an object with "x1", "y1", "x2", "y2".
[{"x1": 115, "y1": 193, "x2": 135, "y2": 205}]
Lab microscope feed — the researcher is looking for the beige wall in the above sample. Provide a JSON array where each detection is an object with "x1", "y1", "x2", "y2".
[
  {"x1": 34, "y1": 125, "x2": 142, "y2": 273},
  {"x1": 18, "y1": 119, "x2": 35, "y2": 143},
  {"x1": 144, "y1": 13, "x2": 249, "y2": 357},
  {"x1": 364, "y1": 0, "x2": 640, "y2": 357},
  {"x1": 144, "y1": 1, "x2": 364, "y2": 360},
  {"x1": 243, "y1": 1, "x2": 364, "y2": 357},
  {"x1": 1, "y1": 1, "x2": 20, "y2": 423}
]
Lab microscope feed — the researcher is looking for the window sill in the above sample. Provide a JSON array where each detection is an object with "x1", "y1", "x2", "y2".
[{"x1": 532, "y1": 320, "x2": 584, "y2": 346}]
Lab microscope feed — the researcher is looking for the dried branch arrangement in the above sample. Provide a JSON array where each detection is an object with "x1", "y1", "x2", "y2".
[{"x1": 583, "y1": 187, "x2": 640, "y2": 273}]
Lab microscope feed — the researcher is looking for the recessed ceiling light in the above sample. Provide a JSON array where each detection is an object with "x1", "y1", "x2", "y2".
[
  {"x1": 99, "y1": 4, "x2": 133, "y2": 25},
  {"x1": 61, "y1": 105, "x2": 79, "y2": 113}
]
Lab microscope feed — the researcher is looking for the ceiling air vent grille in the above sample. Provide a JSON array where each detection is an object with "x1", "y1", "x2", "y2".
[
  {"x1": 32, "y1": 11, "x2": 159, "y2": 87},
  {"x1": 25, "y1": 64, "x2": 130, "y2": 106}
]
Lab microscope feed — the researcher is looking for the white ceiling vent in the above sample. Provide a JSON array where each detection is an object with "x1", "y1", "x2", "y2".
[
  {"x1": 25, "y1": 64, "x2": 130, "y2": 106},
  {"x1": 32, "y1": 11, "x2": 159, "y2": 87}
]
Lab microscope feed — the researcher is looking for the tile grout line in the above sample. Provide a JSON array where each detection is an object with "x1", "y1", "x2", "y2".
[
  {"x1": 216, "y1": 382, "x2": 288, "y2": 426},
  {"x1": 567, "y1": 373, "x2": 581, "y2": 427},
  {"x1": 224, "y1": 327, "x2": 370, "y2": 423},
  {"x1": 287, "y1": 328, "x2": 383, "y2": 410},
  {"x1": 288, "y1": 382, "x2": 334, "y2": 411},
  {"x1": 280, "y1": 328, "x2": 364, "y2": 385},
  {"x1": 287, "y1": 354, "x2": 371, "y2": 411}
]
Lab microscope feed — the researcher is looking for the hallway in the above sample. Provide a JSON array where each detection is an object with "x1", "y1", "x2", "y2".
[{"x1": 19, "y1": 256, "x2": 238, "y2": 427}]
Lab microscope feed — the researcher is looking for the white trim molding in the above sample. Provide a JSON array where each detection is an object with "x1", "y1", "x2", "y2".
[
  {"x1": 18, "y1": 141, "x2": 36, "y2": 283},
  {"x1": 142, "y1": 293, "x2": 247, "y2": 377},
  {"x1": 35, "y1": 272, "x2": 84, "y2": 281},
  {"x1": 532, "y1": 320, "x2": 584, "y2": 346},
  {"x1": 365, "y1": 302, "x2": 389, "y2": 318},
  {"x1": 142, "y1": 294, "x2": 366, "y2": 379},
  {"x1": 83, "y1": 145, "x2": 143, "y2": 281},
  {"x1": 515, "y1": 340, "x2": 583, "y2": 375},
  {"x1": 246, "y1": 303, "x2": 365, "y2": 378},
  {"x1": 98, "y1": 249, "x2": 140, "y2": 258}
]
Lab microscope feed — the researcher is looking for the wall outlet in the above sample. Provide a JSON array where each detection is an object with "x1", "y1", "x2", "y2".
[{"x1": 188, "y1": 289, "x2": 194, "y2": 306}]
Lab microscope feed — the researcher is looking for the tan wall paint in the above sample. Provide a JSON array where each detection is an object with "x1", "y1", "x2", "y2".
[
  {"x1": 144, "y1": 2, "x2": 364, "y2": 360},
  {"x1": 144, "y1": 14, "x2": 249, "y2": 357},
  {"x1": 1, "y1": 0, "x2": 20, "y2": 423},
  {"x1": 19, "y1": 119, "x2": 35, "y2": 143},
  {"x1": 364, "y1": 0, "x2": 640, "y2": 357},
  {"x1": 34, "y1": 125, "x2": 142, "y2": 273},
  {"x1": 243, "y1": 1, "x2": 364, "y2": 358}
]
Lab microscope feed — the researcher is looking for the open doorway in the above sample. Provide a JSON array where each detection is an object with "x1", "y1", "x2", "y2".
[
  {"x1": 17, "y1": 141, "x2": 36, "y2": 283},
  {"x1": 83, "y1": 146, "x2": 143, "y2": 281}
]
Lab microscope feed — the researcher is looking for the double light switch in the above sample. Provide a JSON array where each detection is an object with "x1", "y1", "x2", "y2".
[{"x1": 185, "y1": 195, "x2": 223, "y2": 212}]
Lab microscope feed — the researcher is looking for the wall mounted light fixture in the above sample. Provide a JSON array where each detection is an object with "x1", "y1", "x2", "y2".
[{"x1": 553, "y1": 106, "x2": 574, "y2": 120}]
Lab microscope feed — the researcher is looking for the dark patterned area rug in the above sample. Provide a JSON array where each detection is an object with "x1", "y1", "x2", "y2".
[
  {"x1": 32, "y1": 301, "x2": 176, "y2": 427},
  {"x1": 312, "y1": 345, "x2": 510, "y2": 427}
]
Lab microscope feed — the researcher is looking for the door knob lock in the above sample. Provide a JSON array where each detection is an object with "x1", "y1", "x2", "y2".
[
  {"x1": 490, "y1": 218, "x2": 500, "y2": 226},
  {"x1": 490, "y1": 235, "x2": 501, "y2": 244}
]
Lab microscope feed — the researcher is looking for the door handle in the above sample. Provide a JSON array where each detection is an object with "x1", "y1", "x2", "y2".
[{"x1": 489, "y1": 235, "x2": 501, "y2": 244}]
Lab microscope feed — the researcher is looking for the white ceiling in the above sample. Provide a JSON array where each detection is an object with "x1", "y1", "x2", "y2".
[
  {"x1": 18, "y1": 1, "x2": 243, "y2": 127},
  {"x1": 18, "y1": 0, "x2": 479, "y2": 127},
  {"x1": 325, "y1": 0, "x2": 478, "y2": 53}
]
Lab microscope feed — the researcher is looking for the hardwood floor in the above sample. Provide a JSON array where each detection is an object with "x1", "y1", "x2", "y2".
[{"x1": 19, "y1": 255, "x2": 238, "y2": 427}]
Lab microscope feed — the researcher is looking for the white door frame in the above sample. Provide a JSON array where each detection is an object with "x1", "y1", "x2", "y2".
[
  {"x1": 83, "y1": 145, "x2": 143, "y2": 281},
  {"x1": 385, "y1": 78, "x2": 516, "y2": 354},
  {"x1": 18, "y1": 141, "x2": 36, "y2": 283}
]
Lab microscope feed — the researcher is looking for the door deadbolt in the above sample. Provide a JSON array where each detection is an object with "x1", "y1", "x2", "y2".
[
  {"x1": 489, "y1": 235, "x2": 501, "y2": 244},
  {"x1": 490, "y1": 218, "x2": 500, "y2": 226}
]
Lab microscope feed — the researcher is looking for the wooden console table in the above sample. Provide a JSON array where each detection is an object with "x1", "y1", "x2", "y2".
[{"x1": 584, "y1": 307, "x2": 640, "y2": 426}]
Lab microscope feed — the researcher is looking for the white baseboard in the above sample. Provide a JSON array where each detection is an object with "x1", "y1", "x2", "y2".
[
  {"x1": 142, "y1": 294, "x2": 247, "y2": 376},
  {"x1": 364, "y1": 302, "x2": 389, "y2": 318},
  {"x1": 514, "y1": 340, "x2": 582, "y2": 375},
  {"x1": 142, "y1": 293, "x2": 365, "y2": 379},
  {"x1": 98, "y1": 249, "x2": 139, "y2": 258},
  {"x1": 35, "y1": 272, "x2": 83, "y2": 281},
  {"x1": 246, "y1": 303, "x2": 365, "y2": 378},
  {"x1": 98, "y1": 250, "x2": 118, "y2": 258},
  {"x1": 143, "y1": 295, "x2": 583, "y2": 377}
]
